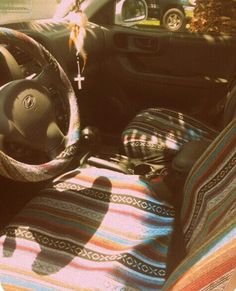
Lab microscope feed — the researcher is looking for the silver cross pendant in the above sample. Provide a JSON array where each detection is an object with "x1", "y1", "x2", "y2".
[
  {"x1": 74, "y1": 73, "x2": 85, "y2": 90},
  {"x1": 74, "y1": 55, "x2": 85, "y2": 90}
]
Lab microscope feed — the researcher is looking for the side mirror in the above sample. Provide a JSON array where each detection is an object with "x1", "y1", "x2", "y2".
[{"x1": 115, "y1": 0, "x2": 147, "y2": 26}]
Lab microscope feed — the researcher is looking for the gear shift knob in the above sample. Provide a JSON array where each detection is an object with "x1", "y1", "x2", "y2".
[{"x1": 81, "y1": 126, "x2": 101, "y2": 152}]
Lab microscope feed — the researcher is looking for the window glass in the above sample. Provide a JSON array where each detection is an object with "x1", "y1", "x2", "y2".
[
  {"x1": 120, "y1": 0, "x2": 236, "y2": 35},
  {"x1": 0, "y1": 0, "x2": 62, "y2": 24},
  {"x1": 0, "y1": 0, "x2": 32, "y2": 13}
]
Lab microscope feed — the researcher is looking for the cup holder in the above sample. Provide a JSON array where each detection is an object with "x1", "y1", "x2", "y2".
[{"x1": 133, "y1": 163, "x2": 153, "y2": 175}]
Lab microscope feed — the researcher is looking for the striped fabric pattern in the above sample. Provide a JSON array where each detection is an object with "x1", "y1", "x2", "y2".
[
  {"x1": 0, "y1": 168, "x2": 175, "y2": 290},
  {"x1": 122, "y1": 108, "x2": 218, "y2": 163},
  {"x1": 164, "y1": 118, "x2": 236, "y2": 290}
]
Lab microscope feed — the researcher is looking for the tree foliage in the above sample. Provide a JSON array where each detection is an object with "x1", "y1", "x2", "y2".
[{"x1": 189, "y1": 0, "x2": 236, "y2": 34}]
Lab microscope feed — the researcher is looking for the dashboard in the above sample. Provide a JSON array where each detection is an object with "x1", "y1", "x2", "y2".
[{"x1": 1, "y1": 19, "x2": 105, "y2": 84}]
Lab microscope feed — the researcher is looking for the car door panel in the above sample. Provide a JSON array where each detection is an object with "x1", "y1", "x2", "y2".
[{"x1": 102, "y1": 26, "x2": 236, "y2": 118}]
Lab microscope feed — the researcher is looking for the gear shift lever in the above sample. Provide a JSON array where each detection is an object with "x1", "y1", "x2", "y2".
[{"x1": 80, "y1": 126, "x2": 101, "y2": 153}]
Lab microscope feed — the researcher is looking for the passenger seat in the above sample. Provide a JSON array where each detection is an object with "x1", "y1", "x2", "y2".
[{"x1": 122, "y1": 83, "x2": 236, "y2": 165}]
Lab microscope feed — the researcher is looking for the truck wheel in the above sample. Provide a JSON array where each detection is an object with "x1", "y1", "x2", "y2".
[{"x1": 163, "y1": 8, "x2": 186, "y2": 32}]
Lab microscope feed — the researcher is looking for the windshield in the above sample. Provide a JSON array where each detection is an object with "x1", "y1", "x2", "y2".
[{"x1": 0, "y1": 0, "x2": 83, "y2": 25}]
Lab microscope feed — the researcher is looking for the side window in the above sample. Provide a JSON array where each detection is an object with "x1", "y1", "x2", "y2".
[
  {"x1": 115, "y1": 0, "x2": 236, "y2": 36},
  {"x1": 141, "y1": 0, "x2": 196, "y2": 32},
  {"x1": 189, "y1": 0, "x2": 236, "y2": 35}
]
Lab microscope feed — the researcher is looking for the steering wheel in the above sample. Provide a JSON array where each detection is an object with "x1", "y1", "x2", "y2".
[{"x1": 0, "y1": 28, "x2": 80, "y2": 182}]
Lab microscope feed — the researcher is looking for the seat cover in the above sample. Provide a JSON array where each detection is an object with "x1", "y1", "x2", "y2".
[
  {"x1": 164, "y1": 118, "x2": 236, "y2": 290},
  {"x1": 0, "y1": 168, "x2": 175, "y2": 290},
  {"x1": 122, "y1": 108, "x2": 218, "y2": 163}
]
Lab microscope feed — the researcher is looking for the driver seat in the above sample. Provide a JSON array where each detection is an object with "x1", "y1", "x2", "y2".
[
  {"x1": 0, "y1": 169, "x2": 175, "y2": 289},
  {"x1": 0, "y1": 119, "x2": 235, "y2": 290}
]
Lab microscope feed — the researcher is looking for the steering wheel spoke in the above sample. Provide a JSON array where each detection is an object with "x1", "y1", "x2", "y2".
[
  {"x1": 0, "y1": 78, "x2": 66, "y2": 155},
  {"x1": 35, "y1": 63, "x2": 60, "y2": 87}
]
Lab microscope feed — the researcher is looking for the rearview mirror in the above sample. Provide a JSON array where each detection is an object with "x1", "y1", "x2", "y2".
[{"x1": 115, "y1": 0, "x2": 147, "y2": 26}]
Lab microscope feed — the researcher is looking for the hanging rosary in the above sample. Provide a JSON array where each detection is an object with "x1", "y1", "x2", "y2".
[
  {"x1": 68, "y1": 2, "x2": 87, "y2": 90},
  {"x1": 74, "y1": 51, "x2": 85, "y2": 90}
]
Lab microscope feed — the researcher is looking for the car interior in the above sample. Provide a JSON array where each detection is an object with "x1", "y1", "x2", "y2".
[{"x1": 0, "y1": 0, "x2": 235, "y2": 290}]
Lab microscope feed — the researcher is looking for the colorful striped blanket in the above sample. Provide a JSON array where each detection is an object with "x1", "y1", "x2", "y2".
[{"x1": 0, "y1": 168, "x2": 175, "y2": 290}]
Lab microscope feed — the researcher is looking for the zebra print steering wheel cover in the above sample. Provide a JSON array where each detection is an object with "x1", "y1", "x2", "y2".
[{"x1": 0, "y1": 27, "x2": 80, "y2": 182}]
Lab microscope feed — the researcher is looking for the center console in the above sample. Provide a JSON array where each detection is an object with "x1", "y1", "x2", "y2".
[{"x1": 78, "y1": 126, "x2": 167, "y2": 178}]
